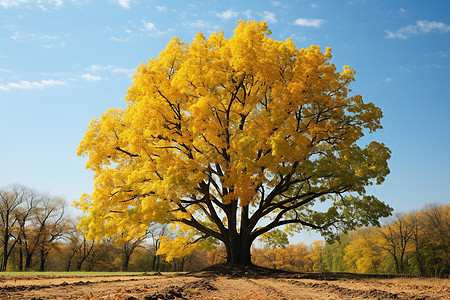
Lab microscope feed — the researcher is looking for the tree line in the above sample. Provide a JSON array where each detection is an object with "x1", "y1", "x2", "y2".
[
  {"x1": 320, "y1": 203, "x2": 449, "y2": 277},
  {"x1": 1, "y1": 185, "x2": 448, "y2": 276},
  {"x1": 0, "y1": 185, "x2": 177, "y2": 272}
]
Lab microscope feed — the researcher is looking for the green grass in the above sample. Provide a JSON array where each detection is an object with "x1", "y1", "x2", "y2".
[{"x1": 0, "y1": 271, "x2": 168, "y2": 276}]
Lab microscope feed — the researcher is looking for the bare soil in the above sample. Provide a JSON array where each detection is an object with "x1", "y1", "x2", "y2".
[{"x1": 0, "y1": 265, "x2": 448, "y2": 299}]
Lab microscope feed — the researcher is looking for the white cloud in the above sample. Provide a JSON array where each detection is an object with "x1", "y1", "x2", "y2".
[
  {"x1": 0, "y1": 79, "x2": 66, "y2": 92},
  {"x1": 81, "y1": 73, "x2": 102, "y2": 82},
  {"x1": 384, "y1": 77, "x2": 392, "y2": 84},
  {"x1": 385, "y1": 20, "x2": 450, "y2": 39},
  {"x1": 140, "y1": 21, "x2": 166, "y2": 36},
  {"x1": 243, "y1": 10, "x2": 253, "y2": 19},
  {"x1": 216, "y1": 9, "x2": 238, "y2": 21},
  {"x1": 293, "y1": 18, "x2": 325, "y2": 28},
  {"x1": 11, "y1": 31, "x2": 61, "y2": 42},
  {"x1": 1, "y1": 0, "x2": 63, "y2": 9},
  {"x1": 185, "y1": 20, "x2": 219, "y2": 31},
  {"x1": 115, "y1": 0, "x2": 130, "y2": 9},
  {"x1": 261, "y1": 11, "x2": 277, "y2": 23},
  {"x1": 89, "y1": 64, "x2": 133, "y2": 78},
  {"x1": 142, "y1": 21, "x2": 155, "y2": 31},
  {"x1": 0, "y1": 0, "x2": 29, "y2": 9},
  {"x1": 155, "y1": 5, "x2": 165, "y2": 12},
  {"x1": 424, "y1": 50, "x2": 448, "y2": 58},
  {"x1": 289, "y1": 33, "x2": 307, "y2": 42},
  {"x1": 38, "y1": 0, "x2": 63, "y2": 10},
  {"x1": 399, "y1": 8, "x2": 406, "y2": 14},
  {"x1": 271, "y1": 1, "x2": 281, "y2": 7}
]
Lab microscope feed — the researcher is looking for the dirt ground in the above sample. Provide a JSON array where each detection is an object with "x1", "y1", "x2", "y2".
[{"x1": 0, "y1": 265, "x2": 448, "y2": 300}]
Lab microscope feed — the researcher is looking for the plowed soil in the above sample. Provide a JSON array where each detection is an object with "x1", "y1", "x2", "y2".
[{"x1": 0, "y1": 265, "x2": 448, "y2": 299}]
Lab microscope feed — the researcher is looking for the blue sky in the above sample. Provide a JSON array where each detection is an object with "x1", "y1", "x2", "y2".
[{"x1": 1, "y1": 1, "x2": 449, "y2": 236}]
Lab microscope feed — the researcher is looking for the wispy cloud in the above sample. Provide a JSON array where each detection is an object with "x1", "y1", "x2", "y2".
[
  {"x1": 140, "y1": 21, "x2": 166, "y2": 36},
  {"x1": 293, "y1": 18, "x2": 325, "y2": 28},
  {"x1": 114, "y1": 0, "x2": 130, "y2": 9},
  {"x1": 243, "y1": 10, "x2": 253, "y2": 19},
  {"x1": 1, "y1": 0, "x2": 63, "y2": 10},
  {"x1": 271, "y1": 1, "x2": 281, "y2": 7},
  {"x1": 38, "y1": 0, "x2": 62, "y2": 10},
  {"x1": 385, "y1": 20, "x2": 450, "y2": 39},
  {"x1": 89, "y1": 64, "x2": 133, "y2": 78},
  {"x1": 1, "y1": 0, "x2": 31, "y2": 9},
  {"x1": 142, "y1": 21, "x2": 156, "y2": 31},
  {"x1": 185, "y1": 20, "x2": 220, "y2": 31},
  {"x1": 81, "y1": 73, "x2": 102, "y2": 82},
  {"x1": 0, "y1": 79, "x2": 66, "y2": 92},
  {"x1": 155, "y1": 5, "x2": 165, "y2": 12},
  {"x1": 216, "y1": 9, "x2": 238, "y2": 21},
  {"x1": 10, "y1": 31, "x2": 68, "y2": 48},
  {"x1": 261, "y1": 11, "x2": 277, "y2": 23},
  {"x1": 424, "y1": 50, "x2": 448, "y2": 58}
]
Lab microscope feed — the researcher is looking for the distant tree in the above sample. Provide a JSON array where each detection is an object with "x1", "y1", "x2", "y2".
[
  {"x1": 0, "y1": 185, "x2": 27, "y2": 271},
  {"x1": 20, "y1": 196, "x2": 67, "y2": 271},
  {"x1": 13, "y1": 187, "x2": 40, "y2": 271},
  {"x1": 84, "y1": 239, "x2": 119, "y2": 271},
  {"x1": 34, "y1": 197, "x2": 67, "y2": 271},
  {"x1": 148, "y1": 223, "x2": 170, "y2": 271},
  {"x1": 65, "y1": 220, "x2": 95, "y2": 271},
  {"x1": 118, "y1": 223, "x2": 156, "y2": 271},
  {"x1": 379, "y1": 214, "x2": 414, "y2": 274},
  {"x1": 422, "y1": 203, "x2": 449, "y2": 276},
  {"x1": 207, "y1": 244, "x2": 227, "y2": 265},
  {"x1": 77, "y1": 20, "x2": 392, "y2": 266},
  {"x1": 344, "y1": 227, "x2": 383, "y2": 273},
  {"x1": 307, "y1": 240, "x2": 324, "y2": 272},
  {"x1": 405, "y1": 211, "x2": 427, "y2": 275},
  {"x1": 322, "y1": 233, "x2": 351, "y2": 272}
]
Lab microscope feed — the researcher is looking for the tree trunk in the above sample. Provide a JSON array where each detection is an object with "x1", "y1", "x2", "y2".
[
  {"x1": 66, "y1": 258, "x2": 72, "y2": 272},
  {"x1": 152, "y1": 254, "x2": 161, "y2": 272},
  {"x1": 25, "y1": 253, "x2": 33, "y2": 270},
  {"x1": 2, "y1": 218, "x2": 10, "y2": 271},
  {"x1": 18, "y1": 243, "x2": 23, "y2": 271},
  {"x1": 39, "y1": 247, "x2": 46, "y2": 272},
  {"x1": 122, "y1": 251, "x2": 130, "y2": 272},
  {"x1": 225, "y1": 235, "x2": 252, "y2": 266}
]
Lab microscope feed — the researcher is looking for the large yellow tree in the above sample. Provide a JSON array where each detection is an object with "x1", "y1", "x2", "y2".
[{"x1": 77, "y1": 21, "x2": 392, "y2": 265}]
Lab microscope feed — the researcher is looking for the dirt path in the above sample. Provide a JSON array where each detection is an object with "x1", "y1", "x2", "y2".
[{"x1": 0, "y1": 272, "x2": 448, "y2": 299}]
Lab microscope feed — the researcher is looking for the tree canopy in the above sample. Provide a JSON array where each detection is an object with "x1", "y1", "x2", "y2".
[{"x1": 76, "y1": 20, "x2": 392, "y2": 265}]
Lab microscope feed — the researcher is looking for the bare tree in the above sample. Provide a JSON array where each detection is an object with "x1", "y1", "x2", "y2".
[
  {"x1": 35, "y1": 197, "x2": 67, "y2": 271},
  {"x1": 407, "y1": 211, "x2": 427, "y2": 275},
  {"x1": 21, "y1": 196, "x2": 67, "y2": 271},
  {"x1": 14, "y1": 188, "x2": 40, "y2": 271},
  {"x1": 148, "y1": 224, "x2": 170, "y2": 272},
  {"x1": 65, "y1": 220, "x2": 94, "y2": 271},
  {"x1": 0, "y1": 185, "x2": 29, "y2": 271},
  {"x1": 423, "y1": 203, "x2": 450, "y2": 276},
  {"x1": 378, "y1": 214, "x2": 414, "y2": 274}
]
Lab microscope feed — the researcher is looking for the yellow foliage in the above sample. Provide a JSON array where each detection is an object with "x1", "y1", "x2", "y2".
[
  {"x1": 252, "y1": 243, "x2": 314, "y2": 272},
  {"x1": 344, "y1": 228, "x2": 383, "y2": 273},
  {"x1": 157, "y1": 235, "x2": 195, "y2": 262},
  {"x1": 76, "y1": 20, "x2": 390, "y2": 253}
]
